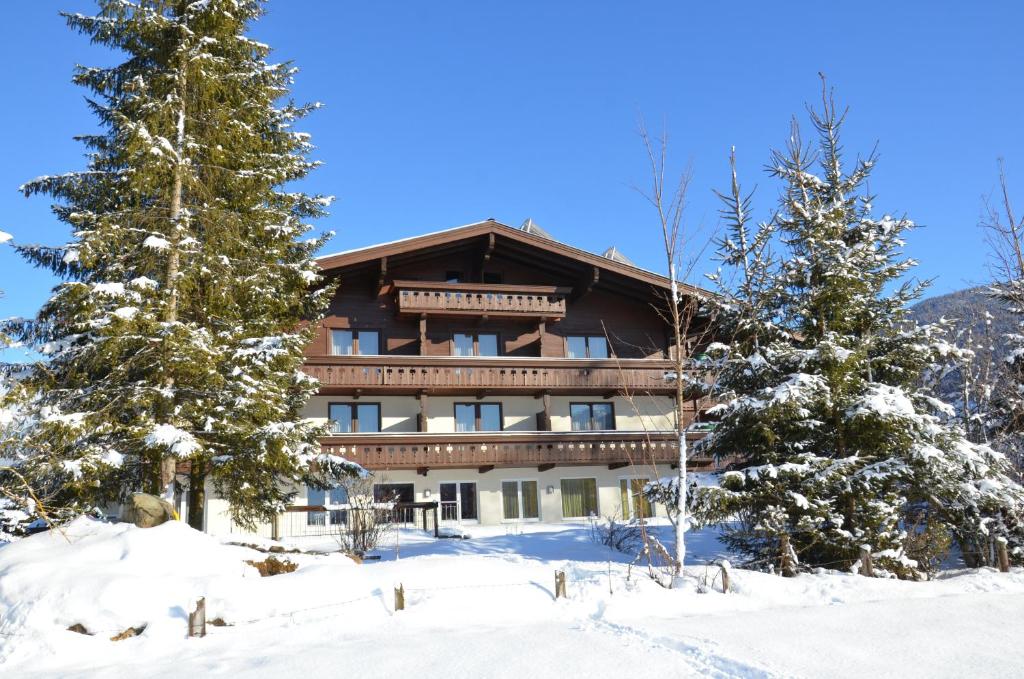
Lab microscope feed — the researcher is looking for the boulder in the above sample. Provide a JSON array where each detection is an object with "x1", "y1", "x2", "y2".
[{"x1": 122, "y1": 493, "x2": 176, "y2": 528}]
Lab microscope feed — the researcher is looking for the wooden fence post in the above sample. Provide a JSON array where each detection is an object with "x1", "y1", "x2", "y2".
[
  {"x1": 996, "y1": 537, "x2": 1010, "y2": 573},
  {"x1": 720, "y1": 564, "x2": 730, "y2": 594},
  {"x1": 394, "y1": 584, "x2": 405, "y2": 611},
  {"x1": 554, "y1": 570, "x2": 567, "y2": 599},
  {"x1": 780, "y1": 534, "x2": 796, "y2": 577},
  {"x1": 271, "y1": 514, "x2": 280, "y2": 541},
  {"x1": 859, "y1": 545, "x2": 874, "y2": 577},
  {"x1": 188, "y1": 597, "x2": 206, "y2": 638}
]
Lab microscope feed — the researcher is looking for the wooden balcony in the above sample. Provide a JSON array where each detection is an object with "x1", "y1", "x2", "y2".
[
  {"x1": 393, "y1": 280, "x2": 569, "y2": 318},
  {"x1": 319, "y1": 431, "x2": 715, "y2": 471},
  {"x1": 303, "y1": 355, "x2": 685, "y2": 395}
]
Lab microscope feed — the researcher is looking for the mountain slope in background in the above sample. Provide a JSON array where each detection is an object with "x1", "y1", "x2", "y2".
[{"x1": 910, "y1": 286, "x2": 1017, "y2": 359}]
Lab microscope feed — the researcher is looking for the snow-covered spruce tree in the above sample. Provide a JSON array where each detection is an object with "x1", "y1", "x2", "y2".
[
  {"x1": 695, "y1": 90, "x2": 1024, "y2": 576},
  {"x1": 2, "y1": 0, "x2": 353, "y2": 531}
]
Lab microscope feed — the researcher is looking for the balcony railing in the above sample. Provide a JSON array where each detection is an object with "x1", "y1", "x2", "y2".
[
  {"x1": 302, "y1": 355, "x2": 686, "y2": 395},
  {"x1": 393, "y1": 280, "x2": 569, "y2": 318},
  {"x1": 319, "y1": 430, "x2": 716, "y2": 470}
]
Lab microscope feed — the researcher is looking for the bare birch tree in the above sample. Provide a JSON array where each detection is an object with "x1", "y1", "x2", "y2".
[
  {"x1": 981, "y1": 159, "x2": 1024, "y2": 472},
  {"x1": 632, "y1": 121, "x2": 718, "y2": 579}
]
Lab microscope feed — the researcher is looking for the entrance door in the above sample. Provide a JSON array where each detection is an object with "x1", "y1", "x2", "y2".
[{"x1": 439, "y1": 482, "x2": 478, "y2": 522}]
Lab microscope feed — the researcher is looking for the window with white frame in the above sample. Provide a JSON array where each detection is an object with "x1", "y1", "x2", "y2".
[
  {"x1": 501, "y1": 480, "x2": 539, "y2": 520},
  {"x1": 331, "y1": 329, "x2": 380, "y2": 356},
  {"x1": 560, "y1": 478, "x2": 598, "y2": 518}
]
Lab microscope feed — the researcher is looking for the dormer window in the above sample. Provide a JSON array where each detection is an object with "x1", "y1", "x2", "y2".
[
  {"x1": 331, "y1": 329, "x2": 380, "y2": 356},
  {"x1": 566, "y1": 335, "x2": 608, "y2": 359}
]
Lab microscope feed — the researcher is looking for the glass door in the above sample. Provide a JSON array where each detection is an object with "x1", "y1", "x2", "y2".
[
  {"x1": 619, "y1": 478, "x2": 653, "y2": 519},
  {"x1": 439, "y1": 482, "x2": 478, "y2": 523}
]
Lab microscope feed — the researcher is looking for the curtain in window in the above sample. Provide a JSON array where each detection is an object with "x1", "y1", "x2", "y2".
[
  {"x1": 521, "y1": 481, "x2": 539, "y2": 519},
  {"x1": 566, "y1": 336, "x2": 587, "y2": 359},
  {"x1": 455, "y1": 403, "x2": 475, "y2": 432},
  {"x1": 453, "y1": 333, "x2": 474, "y2": 357},
  {"x1": 619, "y1": 479, "x2": 652, "y2": 519},
  {"x1": 502, "y1": 481, "x2": 520, "y2": 519},
  {"x1": 561, "y1": 478, "x2": 597, "y2": 517},
  {"x1": 307, "y1": 487, "x2": 326, "y2": 525},
  {"x1": 331, "y1": 330, "x2": 354, "y2": 355},
  {"x1": 328, "y1": 404, "x2": 352, "y2": 433},
  {"x1": 570, "y1": 404, "x2": 591, "y2": 431},
  {"x1": 592, "y1": 403, "x2": 614, "y2": 430}
]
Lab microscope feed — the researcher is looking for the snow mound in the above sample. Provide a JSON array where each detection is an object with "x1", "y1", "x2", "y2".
[{"x1": 0, "y1": 518, "x2": 261, "y2": 662}]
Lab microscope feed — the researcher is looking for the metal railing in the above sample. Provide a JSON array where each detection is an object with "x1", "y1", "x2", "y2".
[{"x1": 275, "y1": 501, "x2": 440, "y2": 539}]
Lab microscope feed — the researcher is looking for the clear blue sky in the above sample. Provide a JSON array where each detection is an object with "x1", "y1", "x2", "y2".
[{"x1": 2, "y1": 0, "x2": 1022, "y2": 337}]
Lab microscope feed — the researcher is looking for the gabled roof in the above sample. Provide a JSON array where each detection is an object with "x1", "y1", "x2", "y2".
[{"x1": 316, "y1": 219, "x2": 710, "y2": 299}]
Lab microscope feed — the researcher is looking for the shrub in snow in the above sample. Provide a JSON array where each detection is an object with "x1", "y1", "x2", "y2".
[
  {"x1": 692, "y1": 88, "x2": 1024, "y2": 577},
  {"x1": 245, "y1": 556, "x2": 297, "y2": 577},
  {"x1": 589, "y1": 515, "x2": 645, "y2": 555},
  {"x1": 329, "y1": 475, "x2": 395, "y2": 556},
  {"x1": 1, "y1": 0, "x2": 358, "y2": 531}
]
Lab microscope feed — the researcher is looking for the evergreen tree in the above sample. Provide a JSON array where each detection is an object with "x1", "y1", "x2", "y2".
[
  {"x1": 2, "y1": 0, "x2": 354, "y2": 531},
  {"x1": 697, "y1": 88, "x2": 1024, "y2": 576}
]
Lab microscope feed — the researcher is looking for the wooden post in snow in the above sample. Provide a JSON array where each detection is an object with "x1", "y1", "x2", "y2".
[
  {"x1": 188, "y1": 597, "x2": 206, "y2": 638},
  {"x1": 394, "y1": 584, "x2": 405, "y2": 611},
  {"x1": 720, "y1": 563, "x2": 730, "y2": 594},
  {"x1": 554, "y1": 570, "x2": 567, "y2": 599},
  {"x1": 996, "y1": 537, "x2": 1010, "y2": 573},
  {"x1": 859, "y1": 545, "x2": 874, "y2": 577}
]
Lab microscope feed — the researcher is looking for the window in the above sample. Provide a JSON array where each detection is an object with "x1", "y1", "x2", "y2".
[
  {"x1": 566, "y1": 335, "x2": 609, "y2": 359},
  {"x1": 306, "y1": 485, "x2": 349, "y2": 526},
  {"x1": 452, "y1": 332, "x2": 499, "y2": 357},
  {"x1": 445, "y1": 270, "x2": 463, "y2": 283},
  {"x1": 331, "y1": 329, "x2": 380, "y2": 356},
  {"x1": 482, "y1": 272, "x2": 503, "y2": 284},
  {"x1": 455, "y1": 403, "x2": 503, "y2": 432},
  {"x1": 373, "y1": 483, "x2": 415, "y2": 521},
  {"x1": 570, "y1": 402, "x2": 615, "y2": 431},
  {"x1": 502, "y1": 480, "x2": 539, "y2": 520},
  {"x1": 619, "y1": 478, "x2": 653, "y2": 519},
  {"x1": 373, "y1": 483, "x2": 414, "y2": 503},
  {"x1": 560, "y1": 478, "x2": 598, "y2": 518},
  {"x1": 328, "y1": 403, "x2": 381, "y2": 433}
]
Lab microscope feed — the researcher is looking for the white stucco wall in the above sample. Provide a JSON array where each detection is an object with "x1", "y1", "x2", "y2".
[{"x1": 202, "y1": 463, "x2": 675, "y2": 535}]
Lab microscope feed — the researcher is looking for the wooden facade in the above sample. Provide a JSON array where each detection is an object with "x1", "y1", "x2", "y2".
[{"x1": 306, "y1": 219, "x2": 714, "y2": 473}]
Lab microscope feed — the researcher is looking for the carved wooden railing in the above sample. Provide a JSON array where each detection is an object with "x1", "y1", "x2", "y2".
[
  {"x1": 319, "y1": 430, "x2": 715, "y2": 470},
  {"x1": 393, "y1": 280, "x2": 569, "y2": 318},
  {"x1": 302, "y1": 356, "x2": 686, "y2": 394}
]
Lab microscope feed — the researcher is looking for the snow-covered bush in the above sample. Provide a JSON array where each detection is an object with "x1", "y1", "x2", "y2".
[{"x1": 589, "y1": 515, "x2": 644, "y2": 555}]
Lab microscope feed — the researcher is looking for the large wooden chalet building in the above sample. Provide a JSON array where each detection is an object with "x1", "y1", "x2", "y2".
[{"x1": 205, "y1": 219, "x2": 716, "y2": 534}]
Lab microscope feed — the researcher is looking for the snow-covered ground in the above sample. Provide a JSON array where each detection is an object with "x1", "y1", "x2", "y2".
[{"x1": 2, "y1": 518, "x2": 1022, "y2": 678}]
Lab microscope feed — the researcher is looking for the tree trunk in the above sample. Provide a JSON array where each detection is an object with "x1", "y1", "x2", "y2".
[
  {"x1": 187, "y1": 459, "x2": 206, "y2": 531},
  {"x1": 672, "y1": 279, "x2": 687, "y2": 579},
  {"x1": 158, "y1": 78, "x2": 187, "y2": 502}
]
